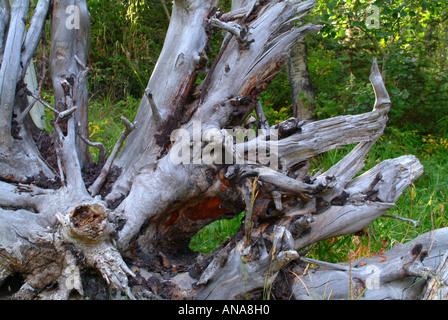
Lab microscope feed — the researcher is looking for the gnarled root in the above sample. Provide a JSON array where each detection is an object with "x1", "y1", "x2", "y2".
[
  {"x1": 55, "y1": 202, "x2": 136, "y2": 299},
  {"x1": 196, "y1": 226, "x2": 298, "y2": 300}
]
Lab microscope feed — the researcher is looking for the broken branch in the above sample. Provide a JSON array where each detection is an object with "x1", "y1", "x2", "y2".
[
  {"x1": 300, "y1": 257, "x2": 350, "y2": 272},
  {"x1": 144, "y1": 89, "x2": 161, "y2": 122},
  {"x1": 382, "y1": 215, "x2": 420, "y2": 228},
  {"x1": 209, "y1": 18, "x2": 249, "y2": 43},
  {"x1": 88, "y1": 116, "x2": 135, "y2": 197},
  {"x1": 26, "y1": 90, "x2": 59, "y2": 114},
  {"x1": 79, "y1": 134, "x2": 106, "y2": 166},
  {"x1": 57, "y1": 107, "x2": 78, "y2": 122},
  {"x1": 240, "y1": 166, "x2": 334, "y2": 195},
  {"x1": 255, "y1": 100, "x2": 270, "y2": 130}
]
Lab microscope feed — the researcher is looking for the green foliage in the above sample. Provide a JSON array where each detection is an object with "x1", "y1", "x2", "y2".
[
  {"x1": 306, "y1": 0, "x2": 448, "y2": 133},
  {"x1": 189, "y1": 213, "x2": 245, "y2": 254},
  {"x1": 87, "y1": 94, "x2": 141, "y2": 162},
  {"x1": 87, "y1": 0, "x2": 170, "y2": 100},
  {"x1": 259, "y1": 67, "x2": 293, "y2": 125}
]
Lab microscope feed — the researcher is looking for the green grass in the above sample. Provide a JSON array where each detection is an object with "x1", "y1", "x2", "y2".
[
  {"x1": 87, "y1": 94, "x2": 140, "y2": 162},
  {"x1": 189, "y1": 213, "x2": 245, "y2": 254}
]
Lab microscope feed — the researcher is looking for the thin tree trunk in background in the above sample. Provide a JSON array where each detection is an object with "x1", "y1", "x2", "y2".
[
  {"x1": 160, "y1": 0, "x2": 170, "y2": 21},
  {"x1": 288, "y1": 36, "x2": 316, "y2": 121}
]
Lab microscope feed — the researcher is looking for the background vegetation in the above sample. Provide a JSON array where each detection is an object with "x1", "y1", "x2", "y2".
[{"x1": 78, "y1": 0, "x2": 447, "y2": 262}]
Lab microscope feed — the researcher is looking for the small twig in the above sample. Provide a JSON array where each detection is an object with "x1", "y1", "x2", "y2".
[
  {"x1": 74, "y1": 54, "x2": 90, "y2": 83},
  {"x1": 74, "y1": 55, "x2": 86, "y2": 70},
  {"x1": 26, "y1": 90, "x2": 59, "y2": 114},
  {"x1": 56, "y1": 148, "x2": 66, "y2": 186},
  {"x1": 160, "y1": 0, "x2": 171, "y2": 21},
  {"x1": 144, "y1": 89, "x2": 161, "y2": 123},
  {"x1": 17, "y1": 98, "x2": 39, "y2": 125},
  {"x1": 255, "y1": 100, "x2": 269, "y2": 131},
  {"x1": 382, "y1": 215, "x2": 420, "y2": 228},
  {"x1": 209, "y1": 18, "x2": 249, "y2": 43},
  {"x1": 79, "y1": 134, "x2": 106, "y2": 166},
  {"x1": 57, "y1": 107, "x2": 78, "y2": 122},
  {"x1": 220, "y1": 0, "x2": 258, "y2": 22},
  {"x1": 88, "y1": 116, "x2": 136, "y2": 197},
  {"x1": 300, "y1": 257, "x2": 351, "y2": 272},
  {"x1": 298, "y1": 245, "x2": 314, "y2": 257}
]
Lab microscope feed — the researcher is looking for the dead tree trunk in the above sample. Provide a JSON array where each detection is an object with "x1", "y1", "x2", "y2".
[{"x1": 0, "y1": 0, "x2": 443, "y2": 300}]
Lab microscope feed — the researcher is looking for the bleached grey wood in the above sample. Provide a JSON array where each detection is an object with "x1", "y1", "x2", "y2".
[
  {"x1": 0, "y1": 0, "x2": 437, "y2": 301},
  {"x1": 0, "y1": 0, "x2": 8, "y2": 64},
  {"x1": 0, "y1": 0, "x2": 28, "y2": 141},
  {"x1": 110, "y1": 0, "x2": 219, "y2": 200},
  {"x1": 20, "y1": 0, "x2": 50, "y2": 79},
  {"x1": 197, "y1": 226, "x2": 299, "y2": 300},
  {"x1": 0, "y1": 0, "x2": 55, "y2": 181},
  {"x1": 190, "y1": 57, "x2": 422, "y2": 299},
  {"x1": 19, "y1": 0, "x2": 49, "y2": 130},
  {"x1": 109, "y1": 0, "x2": 320, "y2": 202},
  {"x1": 50, "y1": 0, "x2": 91, "y2": 167},
  {"x1": 292, "y1": 228, "x2": 448, "y2": 300},
  {"x1": 423, "y1": 242, "x2": 448, "y2": 300}
]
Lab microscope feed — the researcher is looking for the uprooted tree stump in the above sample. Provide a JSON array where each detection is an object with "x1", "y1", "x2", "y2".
[{"x1": 0, "y1": 0, "x2": 446, "y2": 300}]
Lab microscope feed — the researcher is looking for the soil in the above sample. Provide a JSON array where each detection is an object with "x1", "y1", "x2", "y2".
[{"x1": 31, "y1": 128, "x2": 121, "y2": 199}]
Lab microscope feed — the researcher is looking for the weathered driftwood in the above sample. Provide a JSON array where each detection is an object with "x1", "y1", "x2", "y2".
[
  {"x1": 0, "y1": 0, "x2": 443, "y2": 300},
  {"x1": 292, "y1": 228, "x2": 448, "y2": 300}
]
